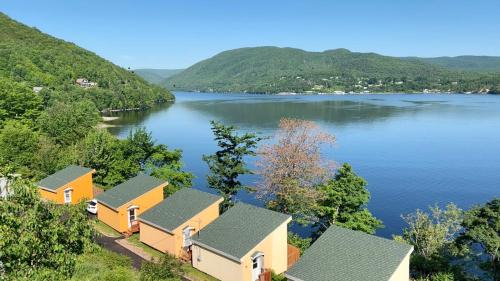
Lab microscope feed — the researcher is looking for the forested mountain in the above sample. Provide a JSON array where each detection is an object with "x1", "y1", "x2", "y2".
[
  {"x1": 164, "y1": 47, "x2": 500, "y2": 94},
  {"x1": 134, "y1": 68, "x2": 184, "y2": 84},
  {"x1": 409, "y1": 56, "x2": 500, "y2": 73},
  {"x1": 0, "y1": 12, "x2": 173, "y2": 111}
]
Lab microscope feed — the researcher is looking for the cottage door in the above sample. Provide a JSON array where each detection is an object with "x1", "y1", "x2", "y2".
[
  {"x1": 182, "y1": 226, "x2": 194, "y2": 247},
  {"x1": 128, "y1": 208, "x2": 136, "y2": 228},
  {"x1": 251, "y1": 253, "x2": 264, "y2": 281}
]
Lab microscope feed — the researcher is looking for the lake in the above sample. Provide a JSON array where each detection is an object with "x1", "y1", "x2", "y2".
[{"x1": 107, "y1": 92, "x2": 500, "y2": 238}]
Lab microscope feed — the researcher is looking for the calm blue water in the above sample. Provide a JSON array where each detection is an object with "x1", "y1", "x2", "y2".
[{"x1": 108, "y1": 92, "x2": 500, "y2": 238}]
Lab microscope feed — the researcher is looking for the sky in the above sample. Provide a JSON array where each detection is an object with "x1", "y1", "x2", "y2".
[{"x1": 2, "y1": 0, "x2": 500, "y2": 69}]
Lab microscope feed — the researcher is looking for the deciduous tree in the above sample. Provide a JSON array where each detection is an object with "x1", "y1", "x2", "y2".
[{"x1": 257, "y1": 118, "x2": 335, "y2": 221}]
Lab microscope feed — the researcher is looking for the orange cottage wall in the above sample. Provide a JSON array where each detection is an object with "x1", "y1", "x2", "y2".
[
  {"x1": 38, "y1": 172, "x2": 94, "y2": 204},
  {"x1": 140, "y1": 199, "x2": 222, "y2": 257},
  {"x1": 192, "y1": 219, "x2": 290, "y2": 281},
  {"x1": 98, "y1": 185, "x2": 164, "y2": 233}
]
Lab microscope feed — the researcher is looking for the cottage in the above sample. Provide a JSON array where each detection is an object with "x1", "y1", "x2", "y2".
[
  {"x1": 37, "y1": 165, "x2": 95, "y2": 204},
  {"x1": 191, "y1": 203, "x2": 292, "y2": 281},
  {"x1": 285, "y1": 226, "x2": 413, "y2": 281},
  {"x1": 139, "y1": 188, "x2": 223, "y2": 258},
  {"x1": 96, "y1": 174, "x2": 166, "y2": 233}
]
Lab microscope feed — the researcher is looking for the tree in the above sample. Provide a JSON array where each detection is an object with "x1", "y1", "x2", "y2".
[
  {"x1": 395, "y1": 203, "x2": 464, "y2": 279},
  {"x1": 287, "y1": 232, "x2": 311, "y2": 254},
  {"x1": 0, "y1": 120, "x2": 39, "y2": 173},
  {"x1": 203, "y1": 121, "x2": 262, "y2": 210},
  {"x1": 0, "y1": 77, "x2": 42, "y2": 124},
  {"x1": 315, "y1": 163, "x2": 382, "y2": 235},
  {"x1": 456, "y1": 198, "x2": 499, "y2": 280},
  {"x1": 257, "y1": 118, "x2": 335, "y2": 221},
  {"x1": 0, "y1": 176, "x2": 95, "y2": 279},
  {"x1": 37, "y1": 100, "x2": 101, "y2": 145}
]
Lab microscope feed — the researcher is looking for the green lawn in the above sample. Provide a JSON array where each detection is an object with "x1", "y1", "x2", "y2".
[
  {"x1": 71, "y1": 247, "x2": 139, "y2": 281},
  {"x1": 93, "y1": 220, "x2": 122, "y2": 238},
  {"x1": 126, "y1": 234, "x2": 217, "y2": 281}
]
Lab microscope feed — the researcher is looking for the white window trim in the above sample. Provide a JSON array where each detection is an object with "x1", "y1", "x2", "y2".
[{"x1": 63, "y1": 188, "x2": 73, "y2": 204}]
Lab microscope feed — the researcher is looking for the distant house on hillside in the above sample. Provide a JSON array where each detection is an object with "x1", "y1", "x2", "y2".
[
  {"x1": 76, "y1": 78, "x2": 97, "y2": 88},
  {"x1": 285, "y1": 225, "x2": 413, "y2": 281},
  {"x1": 32, "y1": 86, "x2": 43, "y2": 93}
]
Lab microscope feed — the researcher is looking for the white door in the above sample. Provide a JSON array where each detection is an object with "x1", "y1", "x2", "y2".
[
  {"x1": 64, "y1": 189, "x2": 72, "y2": 204},
  {"x1": 251, "y1": 253, "x2": 264, "y2": 281},
  {"x1": 128, "y1": 208, "x2": 136, "y2": 227}
]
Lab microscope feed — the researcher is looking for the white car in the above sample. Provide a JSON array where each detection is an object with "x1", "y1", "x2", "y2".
[{"x1": 87, "y1": 199, "x2": 98, "y2": 214}]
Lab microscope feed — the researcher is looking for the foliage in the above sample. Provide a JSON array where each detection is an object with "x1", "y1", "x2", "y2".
[
  {"x1": 287, "y1": 232, "x2": 312, "y2": 254},
  {"x1": 38, "y1": 100, "x2": 101, "y2": 145},
  {"x1": 0, "y1": 120, "x2": 39, "y2": 174},
  {"x1": 164, "y1": 46, "x2": 500, "y2": 94},
  {"x1": 456, "y1": 198, "x2": 499, "y2": 280},
  {"x1": 71, "y1": 247, "x2": 139, "y2": 281},
  {"x1": 0, "y1": 12, "x2": 173, "y2": 112},
  {"x1": 395, "y1": 203, "x2": 464, "y2": 280},
  {"x1": 0, "y1": 176, "x2": 95, "y2": 280},
  {"x1": 257, "y1": 118, "x2": 335, "y2": 222},
  {"x1": 270, "y1": 271, "x2": 287, "y2": 281},
  {"x1": 0, "y1": 77, "x2": 42, "y2": 124},
  {"x1": 315, "y1": 163, "x2": 382, "y2": 235},
  {"x1": 79, "y1": 128, "x2": 193, "y2": 191},
  {"x1": 140, "y1": 254, "x2": 184, "y2": 281},
  {"x1": 203, "y1": 120, "x2": 262, "y2": 210}
]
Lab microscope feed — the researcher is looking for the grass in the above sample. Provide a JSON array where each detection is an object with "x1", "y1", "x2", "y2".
[
  {"x1": 71, "y1": 247, "x2": 139, "y2": 281},
  {"x1": 126, "y1": 234, "x2": 217, "y2": 281},
  {"x1": 93, "y1": 219, "x2": 122, "y2": 238},
  {"x1": 182, "y1": 264, "x2": 218, "y2": 281}
]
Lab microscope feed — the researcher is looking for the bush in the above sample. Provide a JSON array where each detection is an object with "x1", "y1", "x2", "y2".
[{"x1": 140, "y1": 254, "x2": 184, "y2": 281}]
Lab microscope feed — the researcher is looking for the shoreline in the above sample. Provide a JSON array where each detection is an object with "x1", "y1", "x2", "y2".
[{"x1": 172, "y1": 90, "x2": 495, "y2": 96}]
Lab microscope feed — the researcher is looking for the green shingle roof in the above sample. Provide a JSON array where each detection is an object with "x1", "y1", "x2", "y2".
[
  {"x1": 95, "y1": 174, "x2": 166, "y2": 209},
  {"x1": 37, "y1": 165, "x2": 94, "y2": 191},
  {"x1": 192, "y1": 203, "x2": 291, "y2": 262},
  {"x1": 139, "y1": 188, "x2": 223, "y2": 233},
  {"x1": 285, "y1": 226, "x2": 413, "y2": 281}
]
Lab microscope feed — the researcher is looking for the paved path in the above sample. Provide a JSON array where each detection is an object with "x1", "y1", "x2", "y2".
[{"x1": 95, "y1": 235, "x2": 145, "y2": 270}]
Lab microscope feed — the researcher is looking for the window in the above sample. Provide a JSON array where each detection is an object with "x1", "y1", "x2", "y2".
[
  {"x1": 64, "y1": 189, "x2": 72, "y2": 204},
  {"x1": 253, "y1": 260, "x2": 258, "y2": 269}
]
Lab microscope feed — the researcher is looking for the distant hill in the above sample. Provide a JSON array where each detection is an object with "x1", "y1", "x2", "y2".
[
  {"x1": 164, "y1": 47, "x2": 499, "y2": 94},
  {"x1": 0, "y1": 12, "x2": 173, "y2": 111},
  {"x1": 407, "y1": 56, "x2": 500, "y2": 73},
  {"x1": 134, "y1": 69, "x2": 184, "y2": 84}
]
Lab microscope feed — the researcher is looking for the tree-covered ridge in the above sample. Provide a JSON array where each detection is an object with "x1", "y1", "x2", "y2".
[
  {"x1": 0, "y1": 12, "x2": 173, "y2": 111},
  {"x1": 134, "y1": 68, "x2": 184, "y2": 84},
  {"x1": 163, "y1": 46, "x2": 500, "y2": 94},
  {"x1": 409, "y1": 56, "x2": 500, "y2": 73}
]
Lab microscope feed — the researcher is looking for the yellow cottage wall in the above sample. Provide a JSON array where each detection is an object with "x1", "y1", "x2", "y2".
[
  {"x1": 98, "y1": 184, "x2": 164, "y2": 233},
  {"x1": 38, "y1": 172, "x2": 94, "y2": 204},
  {"x1": 192, "y1": 219, "x2": 290, "y2": 281},
  {"x1": 140, "y1": 199, "x2": 222, "y2": 257}
]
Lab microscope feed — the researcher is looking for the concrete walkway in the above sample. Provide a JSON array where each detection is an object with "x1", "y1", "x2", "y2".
[{"x1": 115, "y1": 238, "x2": 154, "y2": 262}]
